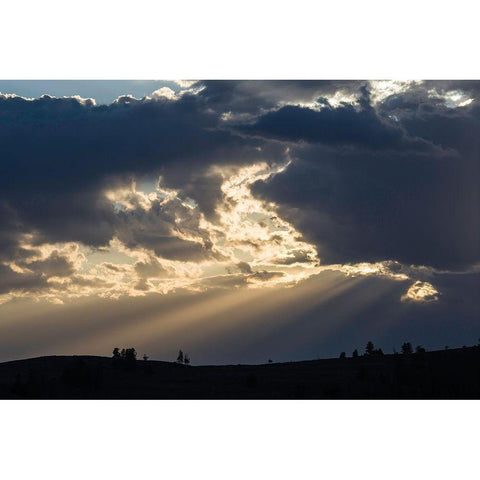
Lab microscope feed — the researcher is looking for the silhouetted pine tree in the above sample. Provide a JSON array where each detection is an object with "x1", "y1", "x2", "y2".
[{"x1": 125, "y1": 348, "x2": 137, "y2": 363}]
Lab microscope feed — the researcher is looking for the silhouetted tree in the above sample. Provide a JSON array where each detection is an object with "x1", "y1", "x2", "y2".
[
  {"x1": 112, "y1": 347, "x2": 121, "y2": 360},
  {"x1": 268, "y1": 358, "x2": 273, "y2": 363},
  {"x1": 374, "y1": 348, "x2": 384, "y2": 356},
  {"x1": 184, "y1": 353, "x2": 190, "y2": 365},
  {"x1": 339, "y1": 352, "x2": 346, "y2": 360},
  {"x1": 415, "y1": 345, "x2": 426, "y2": 354},
  {"x1": 177, "y1": 350, "x2": 184, "y2": 363},
  {"x1": 366, "y1": 341, "x2": 375, "y2": 355},
  {"x1": 402, "y1": 342, "x2": 413, "y2": 354},
  {"x1": 125, "y1": 348, "x2": 137, "y2": 365},
  {"x1": 121, "y1": 348, "x2": 126, "y2": 360},
  {"x1": 352, "y1": 349, "x2": 359, "y2": 358},
  {"x1": 143, "y1": 354, "x2": 149, "y2": 361}
]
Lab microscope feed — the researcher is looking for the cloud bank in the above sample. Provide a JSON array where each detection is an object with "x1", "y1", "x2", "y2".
[{"x1": 0, "y1": 81, "x2": 478, "y2": 318}]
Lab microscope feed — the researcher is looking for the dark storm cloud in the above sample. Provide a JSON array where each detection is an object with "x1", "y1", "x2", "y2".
[
  {"x1": 1, "y1": 81, "x2": 479, "y2": 277},
  {"x1": 239, "y1": 86, "x2": 432, "y2": 151},
  {"x1": 195, "y1": 80, "x2": 361, "y2": 115},
  {"x1": 241, "y1": 102, "x2": 410, "y2": 148},
  {"x1": 0, "y1": 247, "x2": 81, "y2": 294},
  {"x1": 253, "y1": 142, "x2": 478, "y2": 269},
  {"x1": 0, "y1": 91, "x2": 280, "y2": 264},
  {"x1": 250, "y1": 90, "x2": 479, "y2": 270},
  {"x1": 0, "y1": 202, "x2": 36, "y2": 262},
  {"x1": 0, "y1": 264, "x2": 48, "y2": 295},
  {"x1": 22, "y1": 251, "x2": 76, "y2": 278},
  {"x1": 391, "y1": 100, "x2": 480, "y2": 155}
]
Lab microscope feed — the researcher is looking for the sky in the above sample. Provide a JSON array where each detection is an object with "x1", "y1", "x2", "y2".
[{"x1": 0, "y1": 80, "x2": 479, "y2": 364}]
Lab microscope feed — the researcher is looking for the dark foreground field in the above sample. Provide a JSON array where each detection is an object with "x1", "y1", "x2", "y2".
[{"x1": 1, "y1": 347, "x2": 480, "y2": 399}]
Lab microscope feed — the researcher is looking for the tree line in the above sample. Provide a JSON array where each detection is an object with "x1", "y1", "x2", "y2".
[
  {"x1": 339, "y1": 341, "x2": 428, "y2": 359},
  {"x1": 111, "y1": 347, "x2": 191, "y2": 365}
]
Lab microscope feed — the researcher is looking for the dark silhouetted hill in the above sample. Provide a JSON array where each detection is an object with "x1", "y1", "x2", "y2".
[{"x1": 1, "y1": 347, "x2": 480, "y2": 399}]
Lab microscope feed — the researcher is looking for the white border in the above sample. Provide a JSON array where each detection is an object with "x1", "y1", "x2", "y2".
[
  {"x1": 2, "y1": 0, "x2": 479, "y2": 79},
  {"x1": 0, "y1": 401, "x2": 477, "y2": 479},
  {"x1": 0, "y1": 2, "x2": 478, "y2": 478}
]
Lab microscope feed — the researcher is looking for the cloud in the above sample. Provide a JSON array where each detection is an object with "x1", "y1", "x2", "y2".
[
  {"x1": 251, "y1": 88, "x2": 479, "y2": 270},
  {"x1": 0, "y1": 263, "x2": 48, "y2": 295},
  {"x1": 272, "y1": 249, "x2": 317, "y2": 266},
  {"x1": 248, "y1": 270, "x2": 285, "y2": 282},
  {"x1": 134, "y1": 258, "x2": 169, "y2": 279},
  {"x1": 23, "y1": 251, "x2": 76, "y2": 278},
  {"x1": 236, "y1": 261, "x2": 252, "y2": 274},
  {"x1": 0, "y1": 80, "x2": 478, "y2": 309},
  {"x1": 0, "y1": 244, "x2": 86, "y2": 297},
  {"x1": 241, "y1": 100, "x2": 422, "y2": 150},
  {"x1": 0, "y1": 89, "x2": 280, "y2": 266},
  {"x1": 149, "y1": 87, "x2": 176, "y2": 100},
  {"x1": 195, "y1": 80, "x2": 361, "y2": 115},
  {"x1": 401, "y1": 281, "x2": 440, "y2": 304}
]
